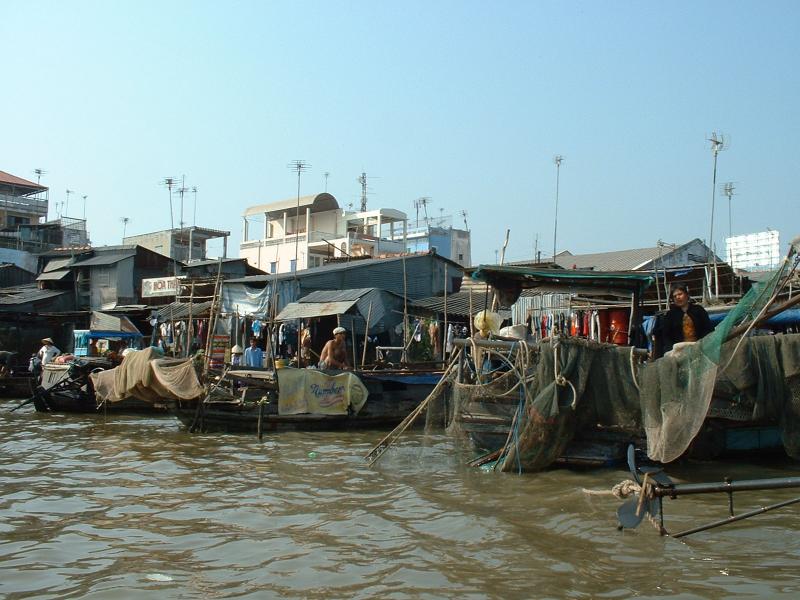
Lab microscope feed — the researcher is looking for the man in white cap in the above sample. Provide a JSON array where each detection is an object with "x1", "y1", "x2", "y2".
[
  {"x1": 38, "y1": 338, "x2": 61, "y2": 366},
  {"x1": 318, "y1": 326, "x2": 349, "y2": 370}
]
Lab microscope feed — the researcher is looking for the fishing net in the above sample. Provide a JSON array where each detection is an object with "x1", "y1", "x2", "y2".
[{"x1": 640, "y1": 262, "x2": 795, "y2": 463}]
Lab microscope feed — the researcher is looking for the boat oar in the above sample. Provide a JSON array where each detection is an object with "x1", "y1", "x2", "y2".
[
  {"x1": 365, "y1": 348, "x2": 461, "y2": 466},
  {"x1": 9, "y1": 395, "x2": 36, "y2": 412}
]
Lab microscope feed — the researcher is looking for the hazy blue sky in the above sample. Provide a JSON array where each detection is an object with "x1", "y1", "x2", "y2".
[{"x1": 2, "y1": 1, "x2": 798, "y2": 265}]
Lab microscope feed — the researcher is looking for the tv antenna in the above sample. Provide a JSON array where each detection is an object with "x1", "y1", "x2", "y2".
[
  {"x1": 324, "y1": 171, "x2": 330, "y2": 193},
  {"x1": 414, "y1": 197, "x2": 432, "y2": 227},
  {"x1": 161, "y1": 177, "x2": 177, "y2": 230},
  {"x1": 721, "y1": 181, "x2": 735, "y2": 240},
  {"x1": 177, "y1": 175, "x2": 188, "y2": 229},
  {"x1": 65, "y1": 189, "x2": 74, "y2": 218},
  {"x1": 287, "y1": 160, "x2": 311, "y2": 273},
  {"x1": 82, "y1": 195, "x2": 87, "y2": 221},
  {"x1": 120, "y1": 216, "x2": 130, "y2": 240},
  {"x1": 191, "y1": 186, "x2": 198, "y2": 226},
  {"x1": 33, "y1": 168, "x2": 47, "y2": 185},
  {"x1": 707, "y1": 132, "x2": 727, "y2": 265},
  {"x1": 553, "y1": 154, "x2": 564, "y2": 260},
  {"x1": 357, "y1": 172, "x2": 368, "y2": 212},
  {"x1": 460, "y1": 210, "x2": 468, "y2": 230}
]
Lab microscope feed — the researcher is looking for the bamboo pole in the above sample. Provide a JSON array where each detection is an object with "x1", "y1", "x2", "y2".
[
  {"x1": 361, "y1": 301, "x2": 373, "y2": 368},
  {"x1": 202, "y1": 258, "x2": 224, "y2": 377},
  {"x1": 443, "y1": 265, "x2": 448, "y2": 362}
]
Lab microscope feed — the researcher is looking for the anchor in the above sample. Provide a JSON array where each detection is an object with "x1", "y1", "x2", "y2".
[{"x1": 617, "y1": 444, "x2": 800, "y2": 537}]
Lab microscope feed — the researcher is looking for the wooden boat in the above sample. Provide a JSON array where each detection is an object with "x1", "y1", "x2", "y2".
[
  {"x1": 173, "y1": 366, "x2": 442, "y2": 434},
  {"x1": 452, "y1": 256, "x2": 800, "y2": 472},
  {"x1": 0, "y1": 373, "x2": 36, "y2": 398}
]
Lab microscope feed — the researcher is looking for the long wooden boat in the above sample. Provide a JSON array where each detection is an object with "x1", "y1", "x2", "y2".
[
  {"x1": 453, "y1": 258, "x2": 800, "y2": 472},
  {"x1": 173, "y1": 367, "x2": 442, "y2": 434}
]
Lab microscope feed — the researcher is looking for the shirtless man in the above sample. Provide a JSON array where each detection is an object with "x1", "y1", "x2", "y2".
[{"x1": 318, "y1": 327, "x2": 349, "y2": 370}]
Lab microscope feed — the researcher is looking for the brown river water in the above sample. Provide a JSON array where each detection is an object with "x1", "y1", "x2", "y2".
[{"x1": 3, "y1": 398, "x2": 800, "y2": 599}]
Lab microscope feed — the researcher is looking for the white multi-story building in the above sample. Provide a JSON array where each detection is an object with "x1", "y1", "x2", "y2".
[
  {"x1": 725, "y1": 230, "x2": 781, "y2": 271},
  {"x1": 239, "y1": 193, "x2": 408, "y2": 273}
]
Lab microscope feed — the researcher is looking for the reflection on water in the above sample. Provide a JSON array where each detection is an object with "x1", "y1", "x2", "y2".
[{"x1": 2, "y1": 399, "x2": 800, "y2": 598}]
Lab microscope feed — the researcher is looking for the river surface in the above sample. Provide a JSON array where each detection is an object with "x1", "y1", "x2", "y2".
[{"x1": 2, "y1": 399, "x2": 800, "y2": 599}]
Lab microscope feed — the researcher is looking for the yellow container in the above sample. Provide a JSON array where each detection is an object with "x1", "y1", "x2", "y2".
[{"x1": 275, "y1": 358, "x2": 288, "y2": 369}]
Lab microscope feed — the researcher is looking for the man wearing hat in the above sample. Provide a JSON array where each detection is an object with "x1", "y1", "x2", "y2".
[
  {"x1": 318, "y1": 326, "x2": 350, "y2": 370},
  {"x1": 657, "y1": 283, "x2": 714, "y2": 356},
  {"x1": 38, "y1": 338, "x2": 61, "y2": 366}
]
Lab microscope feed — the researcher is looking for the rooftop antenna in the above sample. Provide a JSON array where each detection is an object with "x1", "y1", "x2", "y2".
[
  {"x1": 552, "y1": 154, "x2": 564, "y2": 260},
  {"x1": 460, "y1": 209, "x2": 468, "y2": 231},
  {"x1": 357, "y1": 172, "x2": 368, "y2": 212},
  {"x1": 191, "y1": 186, "x2": 198, "y2": 226},
  {"x1": 414, "y1": 197, "x2": 432, "y2": 227},
  {"x1": 288, "y1": 160, "x2": 310, "y2": 273},
  {"x1": 177, "y1": 175, "x2": 187, "y2": 229},
  {"x1": 82, "y1": 195, "x2": 87, "y2": 221},
  {"x1": 161, "y1": 177, "x2": 177, "y2": 230},
  {"x1": 33, "y1": 168, "x2": 47, "y2": 185},
  {"x1": 721, "y1": 181, "x2": 735, "y2": 240},
  {"x1": 439, "y1": 207, "x2": 445, "y2": 226},
  {"x1": 324, "y1": 171, "x2": 330, "y2": 193},
  {"x1": 707, "y1": 132, "x2": 727, "y2": 264},
  {"x1": 65, "y1": 189, "x2": 74, "y2": 219},
  {"x1": 121, "y1": 216, "x2": 130, "y2": 240}
]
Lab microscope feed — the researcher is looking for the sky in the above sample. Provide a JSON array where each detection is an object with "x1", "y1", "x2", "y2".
[{"x1": 2, "y1": 1, "x2": 799, "y2": 265}]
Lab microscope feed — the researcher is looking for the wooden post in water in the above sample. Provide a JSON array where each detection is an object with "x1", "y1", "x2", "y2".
[{"x1": 361, "y1": 301, "x2": 373, "y2": 368}]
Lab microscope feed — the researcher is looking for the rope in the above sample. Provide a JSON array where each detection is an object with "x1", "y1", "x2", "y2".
[
  {"x1": 553, "y1": 337, "x2": 578, "y2": 409},
  {"x1": 582, "y1": 479, "x2": 641, "y2": 498},
  {"x1": 629, "y1": 347, "x2": 641, "y2": 392}
]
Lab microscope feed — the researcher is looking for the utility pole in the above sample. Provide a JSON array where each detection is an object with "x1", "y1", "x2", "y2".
[
  {"x1": 707, "y1": 132, "x2": 726, "y2": 264},
  {"x1": 553, "y1": 155, "x2": 564, "y2": 260}
]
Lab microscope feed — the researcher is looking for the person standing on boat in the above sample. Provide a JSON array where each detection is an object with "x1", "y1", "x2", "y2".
[
  {"x1": 658, "y1": 283, "x2": 714, "y2": 356},
  {"x1": 243, "y1": 338, "x2": 264, "y2": 368},
  {"x1": 38, "y1": 338, "x2": 61, "y2": 366},
  {"x1": 318, "y1": 326, "x2": 350, "y2": 370}
]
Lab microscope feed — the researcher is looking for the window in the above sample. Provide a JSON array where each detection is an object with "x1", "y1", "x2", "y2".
[
  {"x1": 290, "y1": 259, "x2": 297, "y2": 273},
  {"x1": 270, "y1": 261, "x2": 277, "y2": 273},
  {"x1": 458, "y1": 253, "x2": 464, "y2": 261}
]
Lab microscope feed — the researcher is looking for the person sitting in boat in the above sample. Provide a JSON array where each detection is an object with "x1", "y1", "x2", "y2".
[
  {"x1": 656, "y1": 283, "x2": 714, "y2": 357},
  {"x1": 244, "y1": 337, "x2": 264, "y2": 368},
  {"x1": 38, "y1": 338, "x2": 61, "y2": 366},
  {"x1": 318, "y1": 327, "x2": 350, "y2": 370},
  {"x1": 0, "y1": 350, "x2": 17, "y2": 377}
]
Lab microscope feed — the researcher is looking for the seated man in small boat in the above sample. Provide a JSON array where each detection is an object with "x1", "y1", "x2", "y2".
[
  {"x1": 318, "y1": 327, "x2": 350, "y2": 370},
  {"x1": 656, "y1": 283, "x2": 714, "y2": 357}
]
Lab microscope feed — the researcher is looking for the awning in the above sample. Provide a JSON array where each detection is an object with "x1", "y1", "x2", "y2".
[
  {"x1": 275, "y1": 300, "x2": 358, "y2": 321},
  {"x1": 36, "y1": 269, "x2": 71, "y2": 281}
]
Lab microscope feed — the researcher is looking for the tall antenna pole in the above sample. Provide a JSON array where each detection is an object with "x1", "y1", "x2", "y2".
[
  {"x1": 553, "y1": 155, "x2": 564, "y2": 260},
  {"x1": 82, "y1": 195, "x2": 87, "y2": 221},
  {"x1": 707, "y1": 132, "x2": 725, "y2": 263},
  {"x1": 191, "y1": 186, "x2": 198, "y2": 226},
  {"x1": 358, "y1": 172, "x2": 368, "y2": 212},
  {"x1": 162, "y1": 177, "x2": 176, "y2": 230},
  {"x1": 34, "y1": 168, "x2": 47, "y2": 185},
  {"x1": 324, "y1": 171, "x2": 330, "y2": 193},
  {"x1": 288, "y1": 160, "x2": 310, "y2": 273},
  {"x1": 722, "y1": 182, "x2": 735, "y2": 240},
  {"x1": 65, "y1": 189, "x2": 73, "y2": 218},
  {"x1": 178, "y1": 175, "x2": 186, "y2": 229},
  {"x1": 121, "y1": 216, "x2": 130, "y2": 240}
]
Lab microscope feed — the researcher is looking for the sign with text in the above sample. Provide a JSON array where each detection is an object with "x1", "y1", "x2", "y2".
[{"x1": 142, "y1": 276, "x2": 181, "y2": 298}]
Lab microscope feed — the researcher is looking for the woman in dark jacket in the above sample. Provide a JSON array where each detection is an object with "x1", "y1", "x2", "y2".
[{"x1": 655, "y1": 283, "x2": 714, "y2": 356}]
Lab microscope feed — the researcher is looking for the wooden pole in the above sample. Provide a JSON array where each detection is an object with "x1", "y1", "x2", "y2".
[
  {"x1": 361, "y1": 301, "x2": 373, "y2": 368},
  {"x1": 186, "y1": 281, "x2": 195, "y2": 358},
  {"x1": 443, "y1": 265, "x2": 448, "y2": 362},
  {"x1": 402, "y1": 255, "x2": 408, "y2": 363},
  {"x1": 203, "y1": 259, "x2": 224, "y2": 377}
]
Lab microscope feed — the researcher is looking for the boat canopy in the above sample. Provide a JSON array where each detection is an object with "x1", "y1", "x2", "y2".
[{"x1": 470, "y1": 265, "x2": 653, "y2": 305}]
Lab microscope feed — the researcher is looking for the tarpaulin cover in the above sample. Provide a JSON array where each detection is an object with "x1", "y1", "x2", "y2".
[
  {"x1": 91, "y1": 347, "x2": 204, "y2": 404},
  {"x1": 276, "y1": 368, "x2": 368, "y2": 416}
]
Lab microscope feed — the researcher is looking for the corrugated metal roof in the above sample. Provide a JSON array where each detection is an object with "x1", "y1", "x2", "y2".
[
  {"x1": 36, "y1": 269, "x2": 71, "y2": 281},
  {"x1": 226, "y1": 253, "x2": 463, "y2": 284},
  {"x1": 72, "y1": 251, "x2": 135, "y2": 267},
  {"x1": 90, "y1": 311, "x2": 142, "y2": 334},
  {"x1": 299, "y1": 288, "x2": 376, "y2": 303},
  {"x1": 0, "y1": 285, "x2": 67, "y2": 305},
  {"x1": 155, "y1": 300, "x2": 214, "y2": 320},
  {"x1": 275, "y1": 300, "x2": 358, "y2": 320},
  {"x1": 43, "y1": 257, "x2": 75, "y2": 272},
  {"x1": 413, "y1": 291, "x2": 502, "y2": 316},
  {"x1": 553, "y1": 247, "x2": 665, "y2": 271}
]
